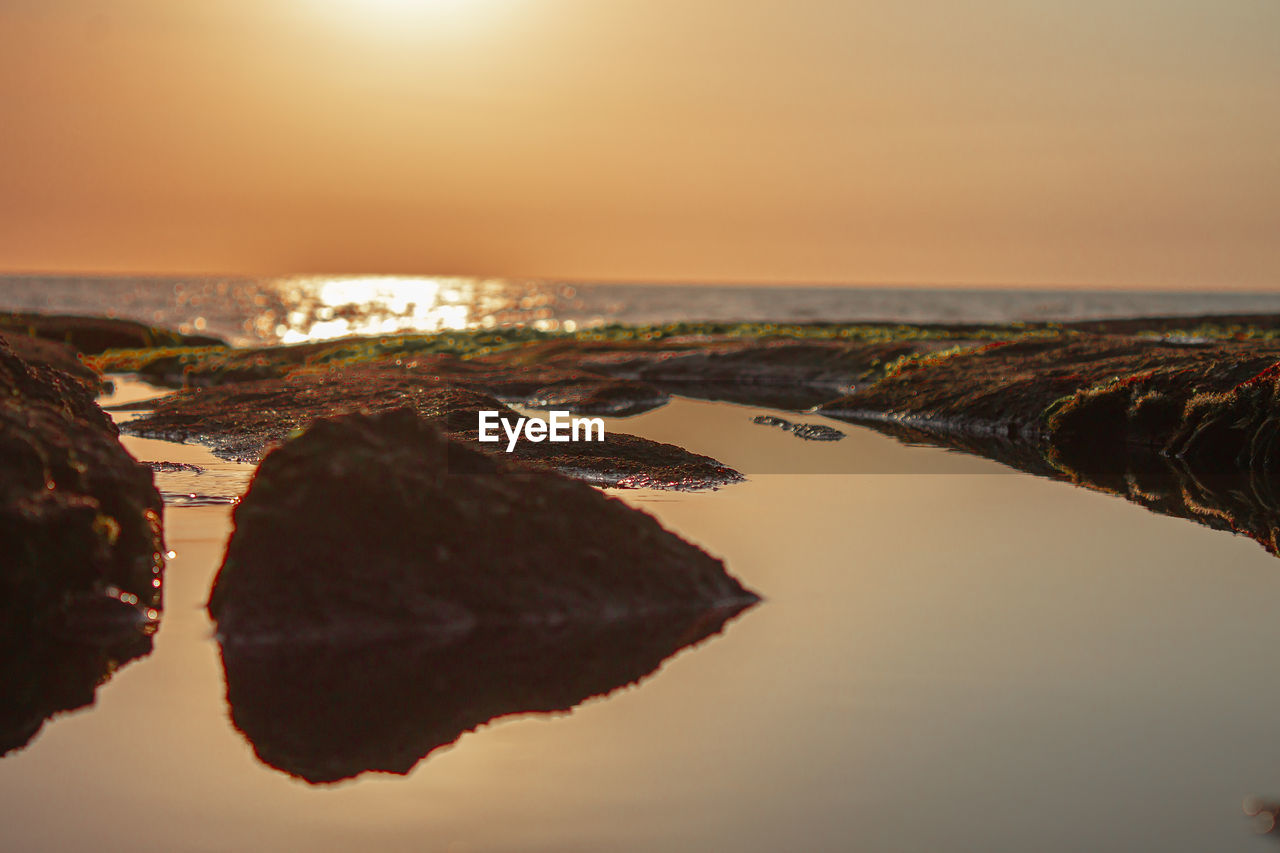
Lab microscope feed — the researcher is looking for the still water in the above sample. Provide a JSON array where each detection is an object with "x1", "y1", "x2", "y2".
[{"x1": 3, "y1": 391, "x2": 1280, "y2": 851}]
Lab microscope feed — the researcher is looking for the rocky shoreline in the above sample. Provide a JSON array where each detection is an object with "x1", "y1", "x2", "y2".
[{"x1": 10, "y1": 309, "x2": 1280, "y2": 768}]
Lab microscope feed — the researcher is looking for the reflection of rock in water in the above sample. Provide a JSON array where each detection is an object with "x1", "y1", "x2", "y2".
[
  {"x1": 209, "y1": 409, "x2": 759, "y2": 781},
  {"x1": 0, "y1": 625, "x2": 153, "y2": 756},
  {"x1": 819, "y1": 335, "x2": 1280, "y2": 558},
  {"x1": 220, "y1": 607, "x2": 749, "y2": 784}
]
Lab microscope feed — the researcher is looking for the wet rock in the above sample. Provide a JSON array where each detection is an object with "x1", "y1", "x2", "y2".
[
  {"x1": 0, "y1": 335, "x2": 165, "y2": 616},
  {"x1": 2, "y1": 333, "x2": 107, "y2": 394},
  {"x1": 0, "y1": 311, "x2": 225, "y2": 354},
  {"x1": 606, "y1": 340, "x2": 940, "y2": 389},
  {"x1": 219, "y1": 611, "x2": 746, "y2": 783},
  {"x1": 820, "y1": 337, "x2": 1280, "y2": 453},
  {"x1": 208, "y1": 408, "x2": 757, "y2": 638},
  {"x1": 751, "y1": 415, "x2": 845, "y2": 441},
  {"x1": 526, "y1": 379, "x2": 669, "y2": 416},
  {"x1": 0, "y1": 334, "x2": 164, "y2": 755},
  {"x1": 146, "y1": 461, "x2": 206, "y2": 475},
  {"x1": 125, "y1": 371, "x2": 741, "y2": 489},
  {"x1": 821, "y1": 333, "x2": 1280, "y2": 558}
]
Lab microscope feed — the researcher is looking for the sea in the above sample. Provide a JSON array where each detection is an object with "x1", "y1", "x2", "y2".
[
  {"x1": 4, "y1": 275, "x2": 1280, "y2": 852},
  {"x1": 3, "y1": 274, "x2": 1280, "y2": 345}
]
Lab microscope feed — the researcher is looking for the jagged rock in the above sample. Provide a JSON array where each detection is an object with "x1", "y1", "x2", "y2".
[
  {"x1": 751, "y1": 415, "x2": 845, "y2": 441},
  {"x1": 0, "y1": 335, "x2": 165, "y2": 614},
  {"x1": 2, "y1": 333, "x2": 106, "y2": 394},
  {"x1": 0, "y1": 334, "x2": 165, "y2": 754}
]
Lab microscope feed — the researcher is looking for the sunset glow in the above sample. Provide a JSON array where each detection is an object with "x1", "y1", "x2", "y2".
[{"x1": 0, "y1": 1, "x2": 1276, "y2": 288}]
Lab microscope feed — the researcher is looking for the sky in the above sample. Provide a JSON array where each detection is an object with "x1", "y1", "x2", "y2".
[{"x1": 0, "y1": 0, "x2": 1277, "y2": 288}]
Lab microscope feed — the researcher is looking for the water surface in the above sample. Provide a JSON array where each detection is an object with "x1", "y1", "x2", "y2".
[{"x1": 2, "y1": 397, "x2": 1279, "y2": 851}]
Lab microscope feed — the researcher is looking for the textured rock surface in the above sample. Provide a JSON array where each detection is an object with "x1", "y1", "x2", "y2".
[
  {"x1": 208, "y1": 408, "x2": 757, "y2": 640},
  {"x1": 820, "y1": 333, "x2": 1280, "y2": 558},
  {"x1": 0, "y1": 334, "x2": 164, "y2": 754},
  {"x1": 0, "y1": 335, "x2": 165, "y2": 618},
  {"x1": 125, "y1": 371, "x2": 742, "y2": 489},
  {"x1": 751, "y1": 415, "x2": 845, "y2": 441}
]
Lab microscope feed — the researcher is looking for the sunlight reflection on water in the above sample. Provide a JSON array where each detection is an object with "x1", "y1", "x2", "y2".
[{"x1": 268, "y1": 276, "x2": 579, "y2": 343}]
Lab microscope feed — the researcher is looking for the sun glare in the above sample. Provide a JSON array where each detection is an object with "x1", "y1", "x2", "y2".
[{"x1": 316, "y1": 0, "x2": 505, "y2": 31}]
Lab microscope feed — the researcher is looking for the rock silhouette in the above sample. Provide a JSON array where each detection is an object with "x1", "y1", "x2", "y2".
[
  {"x1": 209, "y1": 409, "x2": 757, "y2": 781},
  {"x1": 0, "y1": 333, "x2": 164, "y2": 754}
]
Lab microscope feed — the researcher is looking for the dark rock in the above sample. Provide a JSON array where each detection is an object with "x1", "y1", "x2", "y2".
[
  {"x1": 0, "y1": 334, "x2": 164, "y2": 754},
  {"x1": 0, "y1": 335, "x2": 165, "y2": 615},
  {"x1": 820, "y1": 337, "x2": 1280, "y2": 454},
  {"x1": 125, "y1": 371, "x2": 742, "y2": 489},
  {"x1": 0, "y1": 311, "x2": 225, "y2": 354},
  {"x1": 146, "y1": 461, "x2": 206, "y2": 474},
  {"x1": 821, "y1": 333, "x2": 1280, "y2": 559},
  {"x1": 208, "y1": 408, "x2": 758, "y2": 640},
  {"x1": 2, "y1": 333, "x2": 107, "y2": 394},
  {"x1": 608, "y1": 340, "x2": 941, "y2": 390},
  {"x1": 208, "y1": 409, "x2": 755, "y2": 781},
  {"x1": 750, "y1": 415, "x2": 845, "y2": 441},
  {"x1": 526, "y1": 379, "x2": 669, "y2": 416}
]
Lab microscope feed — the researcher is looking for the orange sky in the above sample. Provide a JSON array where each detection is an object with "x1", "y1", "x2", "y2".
[{"x1": 1, "y1": 0, "x2": 1277, "y2": 288}]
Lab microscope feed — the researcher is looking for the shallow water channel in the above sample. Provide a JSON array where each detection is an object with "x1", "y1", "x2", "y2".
[{"x1": 4, "y1": 386, "x2": 1280, "y2": 851}]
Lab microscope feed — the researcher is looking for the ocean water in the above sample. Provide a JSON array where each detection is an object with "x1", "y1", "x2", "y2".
[
  {"x1": 4, "y1": 279, "x2": 1280, "y2": 851},
  {"x1": 4, "y1": 274, "x2": 1280, "y2": 346}
]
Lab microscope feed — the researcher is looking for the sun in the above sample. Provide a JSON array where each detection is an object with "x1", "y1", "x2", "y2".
[
  {"x1": 360, "y1": 0, "x2": 471, "y2": 15},
  {"x1": 320, "y1": 0, "x2": 496, "y2": 28}
]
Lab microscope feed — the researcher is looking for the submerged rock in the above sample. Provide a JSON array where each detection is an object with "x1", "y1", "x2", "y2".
[
  {"x1": 125, "y1": 371, "x2": 742, "y2": 489},
  {"x1": 751, "y1": 415, "x2": 845, "y2": 441}
]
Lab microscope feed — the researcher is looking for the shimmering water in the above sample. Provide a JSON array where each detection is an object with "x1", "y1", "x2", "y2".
[{"x1": 5, "y1": 274, "x2": 1280, "y2": 346}]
